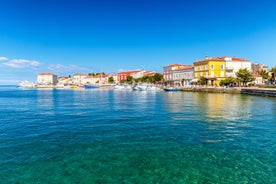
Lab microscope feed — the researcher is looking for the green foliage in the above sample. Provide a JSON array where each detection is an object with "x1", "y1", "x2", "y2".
[
  {"x1": 220, "y1": 77, "x2": 236, "y2": 86},
  {"x1": 119, "y1": 73, "x2": 163, "y2": 84},
  {"x1": 88, "y1": 73, "x2": 95, "y2": 76},
  {"x1": 126, "y1": 76, "x2": 133, "y2": 84},
  {"x1": 132, "y1": 73, "x2": 163, "y2": 84},
  {"x1": 236, "y1": 68, "x2": 255, "y2": 86},
  {"x1": 152, "y1": 73, "x2": 163, "y2": 82},
  {"x1": 198, "y1": 76, "x2": 208, "y2": 85},
  {"x1": 108, "y1": 77, "x2": 114, "y2": 84},
  {"x1": 88, "y1": 72, "x2": 105, "y2": 76},
  {"x1": 271, "y1": 67, "x2": 276, "y2": 81},
  {"x1": 258, "y1": 70, "x2": 269, "y2": 79}
]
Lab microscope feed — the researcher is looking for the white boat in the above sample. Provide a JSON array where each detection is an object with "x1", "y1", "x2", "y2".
[
  {"x1": 137, "y1": 84, "x2": 148, "y2": 91},
  {"x1": 19, "y1": 81, "x2": 35, "y2": 88},
  {"x1": 113, "y1": 84, "x2": 133, "y2": 90},
  {"x1": 137, "y1": 84, "x2": 157, "y2": 91}
]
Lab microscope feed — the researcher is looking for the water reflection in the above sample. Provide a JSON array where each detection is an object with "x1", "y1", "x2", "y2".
[
  {"x1": 161, "y1": 92, "x2": 273, "y2": 143},
  {"x1": 36, "y1": 89, "x2": 55, "y2": 115}
]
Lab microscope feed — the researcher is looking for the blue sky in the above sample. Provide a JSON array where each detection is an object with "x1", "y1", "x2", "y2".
[{"x1": 0, "y1": 0, "x2": 276, "y2": 84}]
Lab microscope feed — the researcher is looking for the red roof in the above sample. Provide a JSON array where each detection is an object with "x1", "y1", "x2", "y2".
[
  {"x1": 174, "y1": 66, "x2": 194, "y2": 71},
  {"x1": 195, "y1": 56, "x2": 250, "y2": 63},
  {"x1": 252, "y1": 73, "x2": 261, "y2": 77},
  {"x1": 74, "y1": 73, "x2": 87, "y2": 76},
  {"x1": 118, "y1": 70, "x2": 142, "y2": 75},
  {"x1": 163, "y1": 63, "x2": 184, "y2": 68},
  {"x1": 38, "y1": 73, "x2": 57, "y2": 76}
]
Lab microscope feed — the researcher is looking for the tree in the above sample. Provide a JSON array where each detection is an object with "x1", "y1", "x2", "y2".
[
  {"x1": 153, "y1": 73, "x2": 163, "y2": 82},
  {"x1": 108, "y1": 77, "x2": 114, "y2": 84},
  {"x1": 88, "y1": 73, "x2": 95, "y2": 76},
  {"x1": 271, "y1": 67, "x2": 276, "y2": 82},
  {"x1": 126, "y1": 76, "x2": 133, "y2": 84},
  {"x1": 198, "y1": 76, "x2": 208, "y2": 85},
  {"x1": 181, "y1": 78, "x2": 186, "y2": 86},
  {"x1": 236, "y1": 68, "x2": 255, "y2": 86},
  {"x1": 258, "y1": 70, "x2": 269, "y2": 80},
  {"x1": 220, "y1": 77, "x2": 236, "y2": 86}
]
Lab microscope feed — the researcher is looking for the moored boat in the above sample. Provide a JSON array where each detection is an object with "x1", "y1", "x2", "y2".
[
  {"x1": 19, "y1": 81, "x2": 35, "y2": 88},
  {"x1": 163, "y1": 87, "x2": 181, "y2": 92},
  {"x1": 84, "y1": 84, "x2": 100, "y2": 89}
]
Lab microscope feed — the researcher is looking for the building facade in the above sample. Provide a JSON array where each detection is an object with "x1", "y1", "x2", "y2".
[
  {"x1": 251, "y1": 63, "x2": 269, "y2": 74},
  {"x1": 194, "y1": 56, "x2": 251, "y2": 85},
  {"x1": 163, "y1": 63, "x2": 186, "y2": 82},
  {"x1": 225, "y1": 57, "x2": 251, "y2": 77},
  {"x1": 37, "y1": 73, "x2": 58, "y2": 84},
  {"x1": 73, "y1": 73, "x2": 88, "y2": 84},
  {"x1": 194, "y1": 57, "x2": 226, "y2": 85},
  {"x1": 172, "y1": 66, "x2": 194, "y2": 86},
  {"x1": 117, "y1": 70, "x2": 142, "y2": 82}
]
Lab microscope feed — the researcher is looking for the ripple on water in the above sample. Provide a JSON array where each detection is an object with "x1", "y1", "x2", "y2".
[{"x1": 0, "y1": 88, "x2": 275, "y2": 183}]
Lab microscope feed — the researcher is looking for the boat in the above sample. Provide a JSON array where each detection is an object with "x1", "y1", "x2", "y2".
[
  {"x1": 163, "y1": 87, "x2": 181, "y2": 92},
  {"x1": 71, "y1": 85, "x2": 79, "y2": 89},
  {"x1": 113, "y1": 84, "x2": 133, "y2": 90},
  {"x1": 137, "y1": 83, "x2": 157, "y2": 91},
  {"x1": 84, "y1": 84, "x2": 100, "y2": 89},
  {"x1": 19, "y1": 81, "x2": 35, "y2": 88}
]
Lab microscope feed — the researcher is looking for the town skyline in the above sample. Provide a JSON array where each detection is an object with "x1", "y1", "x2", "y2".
[{"x1": 1, "y1": 0, "x2": 276, "y2": 84}]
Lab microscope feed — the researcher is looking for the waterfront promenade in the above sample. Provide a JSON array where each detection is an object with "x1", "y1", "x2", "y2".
[{"x1": 179, "y1": 86, "x2": 276, "y2": 97}]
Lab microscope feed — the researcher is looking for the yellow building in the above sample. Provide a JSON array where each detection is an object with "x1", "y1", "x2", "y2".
[{"x1": 193, "y1": 57, "x2": 226, "y2": 85}]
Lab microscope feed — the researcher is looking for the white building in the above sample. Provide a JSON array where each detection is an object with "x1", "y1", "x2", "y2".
[
  {"x1": 131, "y1": 70, "x2": 145, "y2": 79},
  {"x1": 163, "y1": 63, "x2": 185, "y2": 81},
  {"x1": 37, "y1": 73, "x2": 58, "y2": 84},
  {"x1": 225, "y1": 57, "x2": 251, "y2": 78},
  {"x1": 73, "y1": 73, "x2": 88, "y2": 84},
  {"x1": 108, "y1": 74, "x2": 118, "y2": 84},
  {"x1": 83, "y1": 74, "x2": 109, "y2": 85},
  {"x1": 172, "y1": 66, "x2": 194, "y2": 86}
]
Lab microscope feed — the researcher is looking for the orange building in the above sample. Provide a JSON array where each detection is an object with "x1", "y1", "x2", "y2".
[{"x1": 117, "y1": 70, "x2": 142, "y2": 81}]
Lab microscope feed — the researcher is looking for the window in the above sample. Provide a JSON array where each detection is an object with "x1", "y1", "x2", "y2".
[
  {"x1": 221, "y1": 65, "x2": 224, "y2": 69},
  {"x1": 200, "y1": 66, "x2": 202, "y2": 70},
  {"x1": 211, "y1": 65, "x2": 214, "y2": 70},
  {"x1": 206, "y1": 65, "x2": 208, "y2": 70}
]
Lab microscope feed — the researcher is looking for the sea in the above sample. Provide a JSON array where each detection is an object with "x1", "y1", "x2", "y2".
[{"x1": 0, "y1": 85, "x2": 275, "y2": 184}]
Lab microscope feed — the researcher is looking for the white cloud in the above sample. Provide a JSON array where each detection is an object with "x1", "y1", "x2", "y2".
[
  {"x1": 0, "y1": 56, "x2": 8, "y2": 61},
  {"x1": 48, "y1": 64, "x2": 91, "y2": 73},
  {"x1": 3, "y1": 59, "x2": 42, "y2": 69}
]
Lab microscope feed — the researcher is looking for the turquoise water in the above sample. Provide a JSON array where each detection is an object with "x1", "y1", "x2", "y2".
[{"x1": 0, "y1": 86, "x2": 275, "y2": 183}]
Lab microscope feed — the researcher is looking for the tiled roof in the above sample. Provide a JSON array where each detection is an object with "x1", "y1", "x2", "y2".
[
  {"x1": 174, "y1": 66, "x2": 194, "y2": 71},
  {"x1": 74, "y1": 73, "x2": 87, "y2": 76},
  {"x1": 118, "y1": 70, "x2": 142, "y2": 74},
  {"x1": 195, "y1": 56, "x2": 250, "y2": 63},
  {"x1": 163, "y1": 63, "x2": 184, "y2": 68},
  {"x1": 38, "y1": 73, "x2": 57, "y2": 76}
]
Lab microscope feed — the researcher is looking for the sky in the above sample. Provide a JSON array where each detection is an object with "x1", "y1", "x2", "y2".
[{"x1": 0, "y1": 0, "x2": 276, "y2": 84}]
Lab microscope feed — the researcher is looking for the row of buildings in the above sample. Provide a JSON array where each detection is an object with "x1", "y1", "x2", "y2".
[
  {"x1": 36, "y1": 70, "x2": 157, "y2": 86},
  {"x1": 36, "y1": 56, "x2": 271, "y2": 86},
  {"x1": 163, "y1": 56, "x2": 270, "y2": 86}
]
